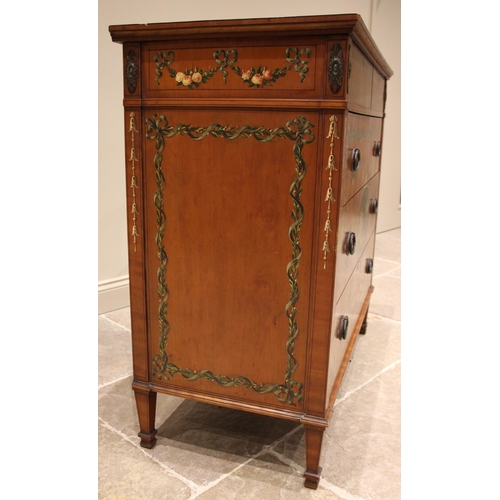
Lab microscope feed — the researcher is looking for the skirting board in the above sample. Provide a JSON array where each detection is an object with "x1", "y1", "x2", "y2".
[{"x1": 98, "y1": 276, "x2": 130, "y2": 314}]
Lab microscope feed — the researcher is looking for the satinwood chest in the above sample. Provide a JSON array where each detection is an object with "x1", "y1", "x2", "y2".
[{"x1": 109, "y1": 14, "x2": 392, "y2": 488}]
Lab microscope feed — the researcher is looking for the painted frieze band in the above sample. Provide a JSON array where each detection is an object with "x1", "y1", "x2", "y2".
[{"x1": 154, "y1": 48, "x2": 311, "y2": 89}]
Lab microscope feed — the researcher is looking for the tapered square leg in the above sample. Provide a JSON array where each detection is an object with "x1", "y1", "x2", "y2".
[
  {"x1": 133, "y1": 386, "x2": 157, "y2": 449},
  {"x1": 303, "y1": 424, "x2": 325, "y2": 489},
  {"x1": 359, "y1": 307, "x2": 369, "y2": 335}
]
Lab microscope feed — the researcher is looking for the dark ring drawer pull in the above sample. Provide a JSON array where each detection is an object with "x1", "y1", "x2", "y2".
[
  {"x1": 370, "y1": 199, "x2": 378, "y2": 214},
  {"x1": 352, "y1": 148, "x2": 361, "y2": 172},
  {"x1": 374, "y1": 141, "x2": 381, "y2": 157},
  {"x1": 346, "y1": 232, "x2": 356, "y2": 255},
  {"x1": 365, "y1": 258, "x2": 374, "y2": 274},
  {"x1": 339, "y1": 315, "x2": 349, "y2": 340}
]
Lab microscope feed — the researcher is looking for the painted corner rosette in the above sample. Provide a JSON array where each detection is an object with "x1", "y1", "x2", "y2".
[{"x1": 328, "y1": 44, "x2": 344, "y2": 94}]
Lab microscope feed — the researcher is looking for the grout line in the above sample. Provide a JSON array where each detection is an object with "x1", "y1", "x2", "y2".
[
  {"x1": 260, "y1": 425, "x2": 303, "y2": 459},
  {"x1": 99, "y1": 418, "x2": 199, "y2": 493},
  {"x1": 367, "y1": 313, "x2": 401, "y2": 324},
  {"x1": 190, "y1": 424, "x2": 304, "y2": 498},
  {"x1": 99, "y1": 315, "x2": 131, "y2": 332},
  {"x1": 373, "y1": 268, "x2": 401, "y2": 279},
  {"x1": 99, "y1": 415, "x2": 285, "y2": 500},
  {"x1": 374, "y1": 256, "x2": 400, "y2": 264},
  {"x1": 98, "y1": 373, "x2": 132, "y2": 390},
  {"x1": 266, "y1": 447, "x2": 303, "y2": 472},
  {"x1": 334, "y1": 359, "x2": 401, "y2": 407},
  {"x1": 320, "y1": 477, "x2": 368, "y2": 500},
  {"x1": 368, "y1": 311, "x2": 401, "y2": 323},
  {"x1": 253, "y1": 426, "x2": 371, "y2": 500},
  {"x1": 189, "y1": 457, "x2": 255, "y2": 499}
]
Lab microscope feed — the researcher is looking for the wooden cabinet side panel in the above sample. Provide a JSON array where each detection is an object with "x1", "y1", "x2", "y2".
[{"x1": 143, "y1": 108, "x2": 319, "y2": 411}]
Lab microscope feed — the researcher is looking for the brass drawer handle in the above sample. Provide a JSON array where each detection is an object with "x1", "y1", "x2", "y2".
[
  {"x1": 346, "y1": 232, "x2": 356, "y2": 255},
  {"x1": 339, "y1": 315, "x2": 349, "y2": 340},
  {"x1": 365, "y1": 258, "x2": 374, "y2": 274},
  {"x1": 352, "y1": 148, "x2": 361, "y2": 172}
]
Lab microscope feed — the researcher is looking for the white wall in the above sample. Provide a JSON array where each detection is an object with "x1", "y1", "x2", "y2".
[{"x1": 98, "y1": 0, "x2": 401, "y2": 313}]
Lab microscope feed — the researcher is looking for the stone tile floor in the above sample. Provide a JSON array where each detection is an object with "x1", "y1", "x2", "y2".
[{"x1": 98, "y1": 227, "x2": 401, "y2": 500}]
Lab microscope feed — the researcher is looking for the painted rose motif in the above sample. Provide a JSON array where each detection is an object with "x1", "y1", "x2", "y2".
[
  {"x1": 241, "y1": 69, "x2": 252, "y2": 80},
  {"x1": 237, "y1": 65, "x2": 292, "y2": 88},
  {"x1": 170, "y1": 67, "x2": 218, "y2": 89},
  {"x1": 262, "y1": 68, "x2": 273, "y2": 81},
  {"x1": 251, "y1": 74, "x2": 263, "y2": 86}
]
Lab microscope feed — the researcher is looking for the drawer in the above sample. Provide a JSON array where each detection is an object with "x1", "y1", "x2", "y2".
[
  {"x1": 340, "y1": 113, "x2": 383, "y2": 206},
  {"x1": 143, "y1": 39, "x2": 324, "y2": 99},
  {"x1": 348, "y1": 43, "x2": 372, "y2": 109},
  {"x1": 348, "y1": 43, "x2": 386, "y2": 113},
  {"x1": 327, "y1": 231, "x2": 376, "y2": 394},
  {"x1": 371, "y1": 69, "x2": 386, "y2": 113},
  {"x1": 334, "y1": 173, "x2": 379, "y2": 304}
]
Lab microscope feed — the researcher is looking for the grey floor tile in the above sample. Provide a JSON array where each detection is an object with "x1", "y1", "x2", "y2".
[
  {"x1": 323, "y1": 365, "x2": 401, "y2": 500},
  {"x1": 195, "y1": 452, "x2": 344, "y2": 499},
  {"x1": 101, "y1": 307, "x2": 131, "y2": 330},
  {"x1": 336, "y1": 314, "x2": 401, "y2": 402},
  {"x1": 102, "y1": 307, "x2": 132, "y2": 331},
  {"x1": 370, "y1": 275, "x2": 401, "y2": 321},
  {"x1": 99, "y1": 423, "x2": 192, "y2": 500},
  {"x1": 98, "y1": 316, "x2": 133, "y2": 387},
  {"x1": 374, "y1": 229, "x2": 401, "y2": 263},
  {"x1": 99, "y1": 376, "x2": 301, "y2": 488},
  {"x1": 372, "y1": 258, "x2": 400, "y2": 278}
]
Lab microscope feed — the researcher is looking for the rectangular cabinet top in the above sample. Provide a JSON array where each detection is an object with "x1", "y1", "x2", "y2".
[{"x1": 109, "y1": 13, "x2": 392, "y2": 78}]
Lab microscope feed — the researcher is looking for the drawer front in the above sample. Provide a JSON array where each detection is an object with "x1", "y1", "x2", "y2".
[
  {"x1": 334, "y1": 173, "x2": 379, "y2": 304},
  {"x1": 327, "y1": 231, "x2": 376, "y2": 392},
  {"x1": 341, "y1": 113, "x2": 383, "y2": 206},
  {"x1": 348, "y1": 43, "x2": 386, "y2": 113},
  {"x1": 371, "y1": 69, "x2": 386, "y2": 113},
  {"x1": 348, "y1": 43, "x2": 372, "y2": 109},
  {"x1": 143, "y1": 39, "x2": 324, "y2": 99}
]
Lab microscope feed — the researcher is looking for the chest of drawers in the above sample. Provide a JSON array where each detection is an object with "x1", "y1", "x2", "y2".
[{"x1": 109, "y1": 14, "x2": 392, "y2": 489}]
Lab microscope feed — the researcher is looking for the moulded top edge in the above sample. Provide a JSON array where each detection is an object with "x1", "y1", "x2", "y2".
[
  {"x1": 109, "y1": 13, "x2": 362, "y2": 40},
  {"x1": 109, "y1": 14, "x2": 393, "y2": 79}
]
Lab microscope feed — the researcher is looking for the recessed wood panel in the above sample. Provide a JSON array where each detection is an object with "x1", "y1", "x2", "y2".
[{"x1": 143, "y1": 108, "x2": 319, "y2": 408}]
